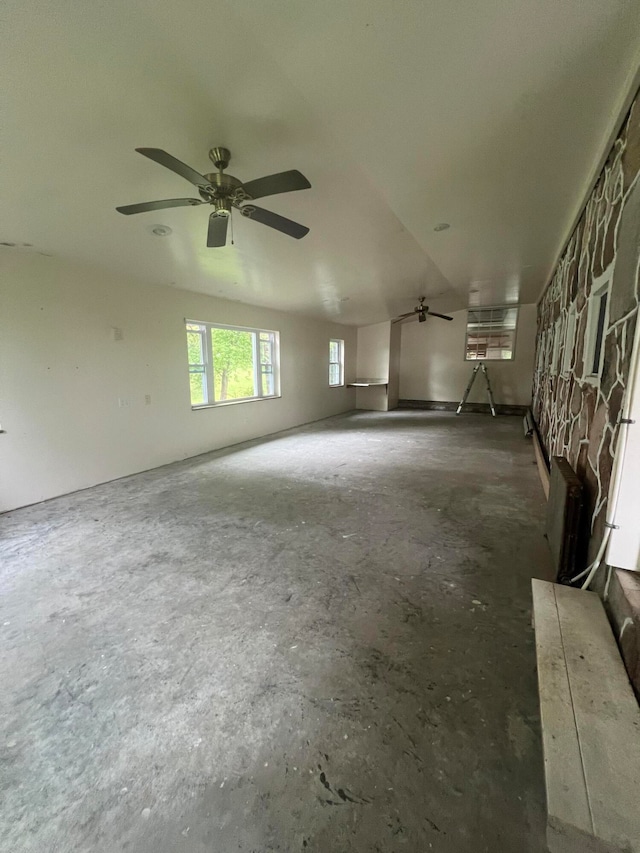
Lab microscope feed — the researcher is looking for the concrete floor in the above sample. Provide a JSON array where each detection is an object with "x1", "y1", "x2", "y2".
[{"x1": 1, "y1": 411, "x2": 552, "y2": 853}]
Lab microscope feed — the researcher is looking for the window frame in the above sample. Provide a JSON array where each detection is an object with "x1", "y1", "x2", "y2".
[
  {"x1": 583, "y1": 272, "x2": 611, "y2": 384},
  {"x1": 464, "y1": 305, "x2": 518, "y2": 362},
  {"x1": 551, "y1": 316, "x2": 562, "y2": 375},
  {"x1": 561, "y1": 303, "x2": 577, "y2": 377},
  {"x1": 329, "y1": 338, "x2": 345, "y2": 387},
  {"x1": 185, "y1": 319, "x2": 280, "y2": 409},
  {"x1": 536, "y1": 328, "x2": 547, "y2": 375}
]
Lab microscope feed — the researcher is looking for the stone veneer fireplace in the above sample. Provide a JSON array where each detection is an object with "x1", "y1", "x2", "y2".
[
  {"x1": 533, "y1": 88, "x2": 640, "y2": 567},
  {"x1": 532, "y1": 88, "x2": 640, "y2": 694}
]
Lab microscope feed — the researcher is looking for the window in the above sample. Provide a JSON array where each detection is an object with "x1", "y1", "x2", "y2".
[
  {"x1": 584, "y1": 276, "x2": 611, "y2": 381},
  {"x1": 551, "y1": 316, "x2": 562, "y2": 375},
  {"x1": 562, "y1": 305, "x2": 577, "y2": 377},
  {"x1": 185, "y1": 320, "x2": 279, "y2": 407},
  {"x1": 536, "y1": 329, "x2": 547, "y2": 375},
  {"x1": 329, "y1": 338, "x2": 344, "y2": 386},
  {"x1": 465, "y1": 306, "x2": 518, "y2": 361}
]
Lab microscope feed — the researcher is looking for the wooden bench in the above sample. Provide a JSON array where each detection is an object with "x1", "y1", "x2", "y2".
[{"x1": 532, "y1": 579, "x2": 640, "y2": 853}]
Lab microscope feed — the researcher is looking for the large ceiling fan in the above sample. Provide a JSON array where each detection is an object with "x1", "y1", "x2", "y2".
[
  {"x1": 393, "y1": 297, "x2": 453, "y2": 324},
  {"x1": 116, "y1": 147, "x2": 311, "y2": 247}
]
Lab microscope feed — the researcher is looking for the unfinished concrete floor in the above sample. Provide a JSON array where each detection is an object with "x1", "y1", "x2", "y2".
[{"x1": 1, "y1": 411, "x2": 552, "y2": 853}]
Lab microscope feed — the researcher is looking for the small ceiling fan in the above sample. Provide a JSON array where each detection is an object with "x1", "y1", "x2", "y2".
[
  {"x1": 392, "y1": 297, "x2": 453, "y2": 324},
  {"x1": 116, "y1": 147, "x2": 311, "y2": 247}
]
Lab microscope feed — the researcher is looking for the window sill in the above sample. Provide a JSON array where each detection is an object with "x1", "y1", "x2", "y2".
[
  {"x1": 191, "y1": 394, "x2": 281, "y2": 410},
  {"x1": 329, "y1": 383, "x2": 345, "y2": 388},
  {"x1": 582, "y1": 373, "x2": 601, "y2": 387},
  {"x1": 464, "y1": 358, "x2": 515, "y2": 363}
]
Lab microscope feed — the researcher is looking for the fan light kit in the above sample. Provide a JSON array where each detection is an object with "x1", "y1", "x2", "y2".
[
  {"x1": 117, "y1": 146, "x2": 311, "y2": 248},
  {"x1": 150, "y1": 224, "x2": 172, "y2": 237},
  {"x1": 393, "y1": 297, "x2": 453, "y2": 325}
]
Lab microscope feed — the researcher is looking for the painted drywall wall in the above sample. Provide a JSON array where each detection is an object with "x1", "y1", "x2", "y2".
[
  {"x1": 399, "y1": 304, "x2": 537, "y2": 407},
  {"x1": 387, "y1": 322, "x2": 401, "y2": 410},
  {"x1": 355, "y1": 321, "x2": 391, "y2": 411},
  {"x1": 356, "y1": 321, "x2": 391, "y2": 378},
  {"x1": 0, "y1": 251, "x2": 356, "y2": 512}
]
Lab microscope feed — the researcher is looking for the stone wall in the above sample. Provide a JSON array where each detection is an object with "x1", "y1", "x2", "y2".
[{"x1": 532, "y1": 89, "x2": 640, "y2": 568}]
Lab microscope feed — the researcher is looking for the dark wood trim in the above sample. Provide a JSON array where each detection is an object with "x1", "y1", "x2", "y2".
[
  {"x1": 533, "y1": 429, "x2": 550, "y2": 499},
  {"x1": 398, "y1": 399, "x2": 528, "y2": 416}
]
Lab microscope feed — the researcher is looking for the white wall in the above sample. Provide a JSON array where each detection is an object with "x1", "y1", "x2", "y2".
[
  {"x1": 399, "y1": 304, "x2": 537, "y2": 407},
  {"x1": 0, "y1": 251, "x2": 356, "y2": 512},
  {"x1": 356, "y1": 321, "x2": 391, "y2": 379},
  {"x1": 355, "y1": 321, "x2": 391, "y2": 411},
  {"x1": 387, "y1": 322, "x2": 401, "y2": 410}
]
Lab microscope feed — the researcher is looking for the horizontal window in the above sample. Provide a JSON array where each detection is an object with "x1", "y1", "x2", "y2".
[
  {"x1": 186, "y1": 320, "x2": 280, "y2": 407},
  {"x1": 465, "y1": 306, "x2": 518, "y2": 361}
]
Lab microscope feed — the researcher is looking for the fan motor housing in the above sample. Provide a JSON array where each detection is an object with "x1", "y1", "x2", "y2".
[{"x1": 199, "y1": 172, "x2": 247, "y2": 203}]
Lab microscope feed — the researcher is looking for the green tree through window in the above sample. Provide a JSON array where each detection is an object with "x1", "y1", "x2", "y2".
[{"x1": 211, "y1": 328, "x2": 254, "y2": 401}]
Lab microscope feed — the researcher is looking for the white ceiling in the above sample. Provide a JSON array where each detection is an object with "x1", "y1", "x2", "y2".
[{"x1": 3, "y1": 0, "x2": 639, "y2": 325}]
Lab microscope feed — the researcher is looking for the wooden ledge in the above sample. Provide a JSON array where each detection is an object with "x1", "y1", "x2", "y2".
[{"x1": 532, "y1": 579, "x2": 640, "y2": 852}]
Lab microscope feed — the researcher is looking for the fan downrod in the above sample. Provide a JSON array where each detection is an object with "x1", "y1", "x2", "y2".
[{"x1": 209, "y1": 147, "x2": 231, "y2": 170}]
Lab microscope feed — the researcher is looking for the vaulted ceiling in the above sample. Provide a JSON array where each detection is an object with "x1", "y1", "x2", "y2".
[{"x1": 3, "y1": 0, "x2": 640, "y2": 325}]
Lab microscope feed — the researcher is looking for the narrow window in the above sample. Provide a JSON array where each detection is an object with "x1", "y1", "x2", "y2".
[
  {"x1": 465, "y1": 306, "x2": 518, "y2": 361},
  {"x1": 551, "y1": 317, "x2": 562, "y2": 375},
  {"x1": 258, "y1": 331, "x2": 276, "y2": 397},
  {"x1": 185, "y1": 321, "x2": 279, "y2": 407},
  {"x1": 591, "y1": 291, "x2": 608, "y2": 375},
  {"x1": 186, "y1": 323, "x2": 209, "y2": 406},
  {"x1": 584, "y1": 279, "x2": 610, "y2": 381},
  {"x1": 329, "y1": 339, "x2": 344, "y2": 386},
  {"x1": 562, "y1": 306, "x2": 577, "y2": 376}
]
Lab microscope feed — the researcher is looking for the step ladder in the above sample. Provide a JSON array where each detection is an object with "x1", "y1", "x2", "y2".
[{"x1": 456, "y1": 361, "x2": 497, "y2": 417}]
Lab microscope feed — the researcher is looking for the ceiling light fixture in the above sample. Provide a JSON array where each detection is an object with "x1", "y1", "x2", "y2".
[
  {"x1": 434, "y1": 222, "x2": 450, "y2": 232},
  {"x1": 150, "y1": 224, "x2": 172, "y2": 237}
]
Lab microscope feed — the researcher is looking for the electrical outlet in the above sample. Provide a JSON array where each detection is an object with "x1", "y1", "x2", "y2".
[
  {"x1": 145, "y1": 394, "x2": 151, "y2": 405},
  {"x1": 118, "y1": 397, "x2": 129, "y2": 408},
  {"x1": 112, "y1": 327, "x2": 124, "y2": 341}
]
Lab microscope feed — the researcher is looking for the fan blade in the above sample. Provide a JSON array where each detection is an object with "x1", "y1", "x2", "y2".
[
  {"x1": 242, "y1": 170, "x2": 311, "y2": 200},
  {"x1": 394, "y1": 311, "x2": 417, "y2": 321},
  {"x1": 427, "y1": 310, "x2": 454, "y2": 321},
  {"x1": 136, "y1": 148, "x2": 212, "y2": 189},
  {"x1": 116, "y1": 198, "x2": 203, "y2": 215},
  {"x1": 241, "y1": 205, "x2": 309, "y2": 239},
  {"x1": 207, "y1": 213, "x2": 229, "y2": 247}
]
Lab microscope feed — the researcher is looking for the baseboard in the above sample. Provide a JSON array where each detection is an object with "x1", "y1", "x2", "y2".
[
  {"x1": 398, "y1": 399, "x2": 528, "y2": 416},
  {"x1": 533, "y1": 429, "x2": 550, "y2": 499}
]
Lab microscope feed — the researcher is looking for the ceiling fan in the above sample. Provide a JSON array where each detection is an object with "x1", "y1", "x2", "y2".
[
  {"x1": 392, "y1": 297, "x2": 453, "y2": 324},
  {"x1": 116, "y1": 147, "x2": 311, "y2": 247}
]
